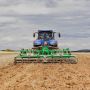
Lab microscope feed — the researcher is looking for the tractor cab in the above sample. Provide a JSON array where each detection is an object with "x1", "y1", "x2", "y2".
[
  {"x1": 38, "y1": 30, "x2": 54, "y2": 40},
  {"x1": 33, "y1": 30, "x2": 60, "y2": 48}
]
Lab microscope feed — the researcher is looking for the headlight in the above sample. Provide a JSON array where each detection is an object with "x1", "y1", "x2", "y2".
[
  {"x1": 34, "y1": 41, "x2": 41, "y2": 45},
  {"x1": 50, "y1": 41, "x2": 57, "y2": 45}
]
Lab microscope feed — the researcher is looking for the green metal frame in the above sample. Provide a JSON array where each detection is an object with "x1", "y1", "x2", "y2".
[{"x1": 15, "y1": 46, "x2": 75, "y2": 59}]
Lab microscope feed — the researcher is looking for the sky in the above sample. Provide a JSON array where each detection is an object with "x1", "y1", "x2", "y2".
[{"x1": 0, "y1": 0, "x2": 90, "y2": 50}]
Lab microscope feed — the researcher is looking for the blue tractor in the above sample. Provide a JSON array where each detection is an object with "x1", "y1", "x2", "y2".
[{"x1": 33, "y1": 30, "x2": 60, "y2": 49}]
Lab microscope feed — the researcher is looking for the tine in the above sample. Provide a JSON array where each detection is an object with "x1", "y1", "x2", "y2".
[{"x1": 14, "y1": 57, "x2": 78, "y2": 64}]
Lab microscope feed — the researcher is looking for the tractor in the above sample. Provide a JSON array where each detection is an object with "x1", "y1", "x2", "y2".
[
  {"x1": 14, "y1": 30, "x2": 78, "y2": 64},
  {"x1": 33, "y1": 30, "x2": 60, "y2": 49}
]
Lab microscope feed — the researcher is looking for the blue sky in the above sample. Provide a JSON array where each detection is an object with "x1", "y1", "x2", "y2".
[{"x1": 0, "y1": 0, "x2": 90, "y2": 50}]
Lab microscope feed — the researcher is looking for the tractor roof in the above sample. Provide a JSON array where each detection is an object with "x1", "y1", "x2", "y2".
[{"x1": 38, "y1": 30, "x2": 53, "y2": 32}]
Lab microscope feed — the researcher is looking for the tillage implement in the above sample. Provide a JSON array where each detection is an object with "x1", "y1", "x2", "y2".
[{"x1": 14, "y1": 30, "x2": 77, "y2": 64}]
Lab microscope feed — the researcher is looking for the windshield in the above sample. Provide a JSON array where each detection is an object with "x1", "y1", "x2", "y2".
[{"x1": 38, "y1": 32, "x2": 53, "y2": 40}]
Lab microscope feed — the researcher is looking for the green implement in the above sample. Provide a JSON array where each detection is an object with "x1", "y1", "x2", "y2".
[{"x1": 14, "y1": 46, "x2": 78, "y2": 64}]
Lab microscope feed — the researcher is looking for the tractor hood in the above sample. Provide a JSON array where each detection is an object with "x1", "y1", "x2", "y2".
[
  {"x1": 34, "y1": 40, "x2": 42, "y2": 45},
  {"x1": 34, "y1": 39, "x2": 57, "y2": 46},
  {"x1": 49, "y1": 40, "x2": 57, "y2": 45}
]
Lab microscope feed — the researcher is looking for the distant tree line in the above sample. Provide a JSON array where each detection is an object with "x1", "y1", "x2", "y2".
[
  {"x1": 72, "y1": 49, "x2": 90, "y2": 52},
  {"x1": 1, "y1": 49, "x2": 15, "y2": 52}
]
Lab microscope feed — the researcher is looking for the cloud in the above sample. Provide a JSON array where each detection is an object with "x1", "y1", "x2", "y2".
[
  {"x1": 0, "y1": 0, "x2": 90, "y2": 50},
  {"x1": 0, "y1": 36, "x2": 14, "y2": 42},
  {"x1": 0, "y1": 16, "x2": 17, "y2": 23},
  {"x1": 58, "y1": 37, "x2": 90, "y2": 50},
  {"x1": 0, "y1": 1, "x2": 50, "y2": 15},
  {"x1": 0, "y1": 0, "x2": 90, "y2": 16}
]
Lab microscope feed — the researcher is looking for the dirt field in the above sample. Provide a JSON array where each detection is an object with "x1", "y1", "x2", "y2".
[{"x1": 0, "y1": 52, "x2": 90, "y2": 90}]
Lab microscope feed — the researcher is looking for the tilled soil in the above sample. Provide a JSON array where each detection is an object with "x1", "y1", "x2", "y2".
[{"x1": 0, "y1": 53, "x2": 90, "y2": 90}]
